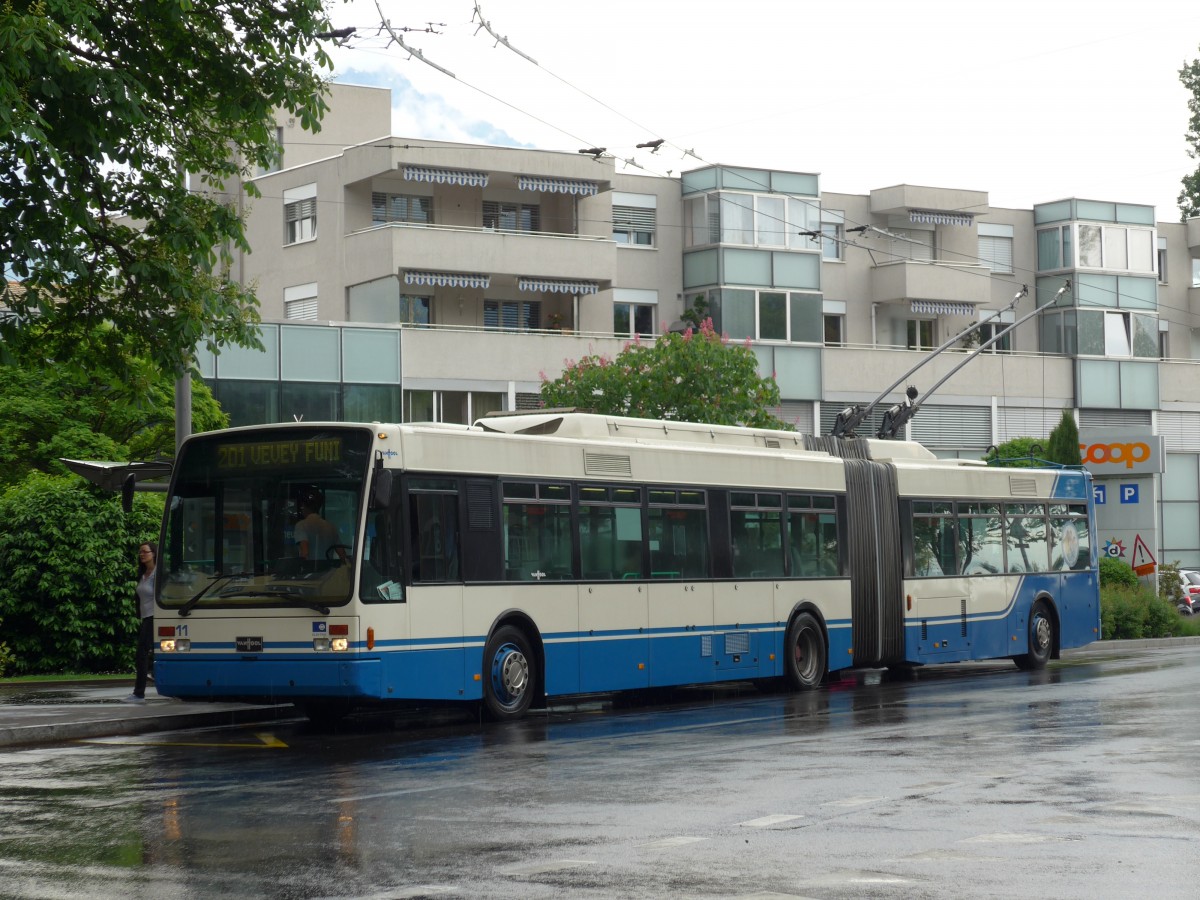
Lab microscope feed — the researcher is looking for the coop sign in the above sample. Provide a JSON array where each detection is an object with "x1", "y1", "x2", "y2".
[{"x1": 1077, "y1": 428, "x2": 1163, "y2": 475}]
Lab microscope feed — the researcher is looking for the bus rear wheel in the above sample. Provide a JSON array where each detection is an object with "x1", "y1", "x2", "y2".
[
  {"x1": 785, "y1": 612, "x2": 826, "y2": 691},
  {"x1": 483, "y1": 625, "x2": 536, "y2": 720},
  {"x1": 1014, "y1": 601, "x2": 1055, "y2": 671}
]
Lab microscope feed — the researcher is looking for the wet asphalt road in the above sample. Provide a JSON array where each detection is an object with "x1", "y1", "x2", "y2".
[{"x1": 2, "y1": 647, "x2": 1199, "y2": 899}]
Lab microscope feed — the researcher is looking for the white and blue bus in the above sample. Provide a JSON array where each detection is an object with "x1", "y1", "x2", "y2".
[{"x1": 153, "y1": 412, "x2": 1100, "y2": 722}]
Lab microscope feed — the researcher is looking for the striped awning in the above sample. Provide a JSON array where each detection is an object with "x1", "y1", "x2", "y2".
[
  {"x1": 517, "y1": 175, "x2": 598, "y2": 196},
  {"x1": 403, "y1": 165, "x2": 489, "y2": 188},
  {"x1": 911, "y1": 300, "x2": 974, "y2": 316},
  {"x1": 909, "y1": 210, "x2": 973, "y2": 227},
  {"x1": 404, "y1": 271, "x2": 491, "y2": 289},
  {"x1": 518, "y1": 277, "x2": 598, "y2": 295}
]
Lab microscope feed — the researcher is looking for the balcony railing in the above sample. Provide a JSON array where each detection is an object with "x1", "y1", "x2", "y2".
[{"x1": 350, "y1": 221, "x2": 612, "y2": 243}]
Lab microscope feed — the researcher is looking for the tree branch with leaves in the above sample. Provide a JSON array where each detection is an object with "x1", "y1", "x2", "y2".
[
  {"x1": 1179, "y1": 48, "x2": 1200, "y2": 221},
  {"x1": 0, "y1": 0, "x2": 338, "y2": 377}
]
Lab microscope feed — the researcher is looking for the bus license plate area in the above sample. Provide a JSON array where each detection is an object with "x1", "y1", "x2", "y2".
[{"x1": 236, "y1": 636, "x2": 264, "y2": 653}]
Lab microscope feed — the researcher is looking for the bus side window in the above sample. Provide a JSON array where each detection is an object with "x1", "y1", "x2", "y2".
[{"x1": 409, "y1": 491, "x2": 460, "y2": 583}]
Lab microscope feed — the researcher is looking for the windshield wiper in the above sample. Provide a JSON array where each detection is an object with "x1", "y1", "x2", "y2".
[
  {"x1": 236, "y1": 590, "x2": 332, "y2": 616},
  {"x1": 178, "y1": 571, "x2": 257, "y2": 617}
]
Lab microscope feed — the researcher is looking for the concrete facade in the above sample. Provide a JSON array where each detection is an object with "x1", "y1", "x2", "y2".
[{"x1": 201, "y1": 83, "x2": 1200, "y2": 570}]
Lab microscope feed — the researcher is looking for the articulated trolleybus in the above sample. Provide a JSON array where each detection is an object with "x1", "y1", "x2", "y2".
[{"x1": 154, "y1": 412, "x2": 1100, "y2": 722}]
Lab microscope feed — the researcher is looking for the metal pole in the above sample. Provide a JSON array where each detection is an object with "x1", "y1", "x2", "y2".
[{"x1": 175, "y1": 371, "x2": 191, "y2": 454}]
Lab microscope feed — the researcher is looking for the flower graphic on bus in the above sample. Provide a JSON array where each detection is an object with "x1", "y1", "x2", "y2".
[{"x1": 1103, "y1": 538, "x2": 1126, "y2": 559}]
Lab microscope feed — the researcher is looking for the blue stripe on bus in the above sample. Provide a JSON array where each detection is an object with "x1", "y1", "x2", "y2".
[{"x1": 156, "y1": 575, "x2": 1097, "y2": 702}]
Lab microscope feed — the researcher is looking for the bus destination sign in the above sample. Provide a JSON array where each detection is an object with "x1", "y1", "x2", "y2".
[{"x1": 217, "y1": 438, "x2": 343, "y2": 471}]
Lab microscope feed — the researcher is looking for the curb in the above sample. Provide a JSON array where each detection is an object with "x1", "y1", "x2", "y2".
[
  {"x1": 0, "y1": 704, "x2": 295, "y2": 749},
  {"x1": 1063, "y1": 636, "x2": 1200, "y2": 655}
]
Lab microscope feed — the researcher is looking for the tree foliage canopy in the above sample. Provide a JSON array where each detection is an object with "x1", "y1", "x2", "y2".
[
  {"x1": 0, "y1": 354, "x2": 227, "y2": 487},
  {"x1": 1180, "y1": 48, "x2": 1200, "y2": 221},
  {"x1": 540, "y1": 319, "x2": 791, "y2": 430},
  {"x1": 984, "y1": 414, "x2": 1082, "y2": 470},
  {"x1": 0, "y1": 351, "x2": 226, "y2": 673},
  {"x1": 0, "y1": 472, "x2": 162, "y2": 674},
  {"x1": 0, "y1": 0, "x2": 336, "y2": 375},
  {"x1": 982, "y1": 436, "x2": 1046, "y2": 468},
  {"x1": 1044, "y1": 410, "x2": 1082, "y2": 467}
]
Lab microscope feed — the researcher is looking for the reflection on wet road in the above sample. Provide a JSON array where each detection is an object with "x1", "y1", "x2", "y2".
[{"x1": 2, "y1": 648, "x2": 1199, "y2": 899}]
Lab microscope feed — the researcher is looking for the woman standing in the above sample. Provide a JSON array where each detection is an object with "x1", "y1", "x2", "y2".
[{"x1": 123, "y1": 541, "x2": 157, "y2": 703}]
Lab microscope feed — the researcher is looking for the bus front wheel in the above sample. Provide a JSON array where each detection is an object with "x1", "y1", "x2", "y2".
[
  {"x1": 1014, "y1": 601, "x2": 1055, "y2": 671},
  {"x1": 483, "y1": 625, "x2": 536, "y2": 720},
  {"x1": 785, "y1": 613, "x2": 826, "y2": 691}
]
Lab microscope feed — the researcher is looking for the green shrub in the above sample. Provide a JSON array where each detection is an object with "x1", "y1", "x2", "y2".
[
  {"x1": 1159, "y1": 561, "x2": 1185, "y2": 604},
  {"x1": 0, "y1": 472, "x2": 163, "y2": 675},
  {"x1": 1101, "y1": 583, "x2": 1182, "y2": 639},
  {"x1": 0, "y1": 640, "x2": 13, "y2": 677},
  {"x1": 1099, "y1": 557, "x2": 1139, "y2": 589}
]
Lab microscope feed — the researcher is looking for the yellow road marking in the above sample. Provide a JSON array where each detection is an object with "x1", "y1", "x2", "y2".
[{"x1": 79, "y1": 732, "x2": 288, "y2": 749}]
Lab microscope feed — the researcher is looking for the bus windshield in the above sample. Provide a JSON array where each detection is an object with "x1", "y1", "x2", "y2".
[{"x1": 160, "y1": 427, "x2": 373, "y2": 612}]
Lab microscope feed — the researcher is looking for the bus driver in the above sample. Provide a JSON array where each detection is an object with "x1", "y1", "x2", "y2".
[{"x1": 294, "y1": 488, "x2": 346, "y2": 564}]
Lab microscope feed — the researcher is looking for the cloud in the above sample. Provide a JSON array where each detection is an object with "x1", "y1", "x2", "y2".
[{"x1": 334, "y1": 68, "x2": 533, "y2": 149}]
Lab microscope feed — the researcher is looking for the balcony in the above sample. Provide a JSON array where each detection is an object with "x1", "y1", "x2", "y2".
[
  {"x1": 823, "y1": 345, "x2": 1076, "y2": 407},
  {"x1": 343, "y1": 223, "x2": 617, "y2": 289},
  {"x1": 399, "y1": 325, "x2": 629, "y2": 385},
  {"x1": 870, "y1": 260, "x2": 994, "y2": 309}
]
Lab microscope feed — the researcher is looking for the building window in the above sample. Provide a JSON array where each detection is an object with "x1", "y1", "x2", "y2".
[
  {"x1": 977, "y1": 320, "x2": 1012, "y2": 352},
  {"x1": 614, "y1": 303, "x2": 654, "y2": 336},
  {"x1": 347, "y1": 278, "x2": 431, "y2": 325},
  {"x1": 884, "y1": 228, "x2": 934, "y2": 263},
  {"x1": 484, "y1": 300, "x2": 541, "y2": 331},
  {"x1": 483, "y1": 201, "x2": 540, "y2": 233},
  {"x1": 372, "y1": 192, "x2": 432, "y2": 225},
  {"x1": 1072, "y1": 223, "x2": 1154, "y2": 273},
  {"x1": 1159, "y1": 325, "x2": 1170, "y2": 359},
  {"x1": 720, "y1": 194, "x2": 755, "y2": 245},
  {"x1": 978, "y1": 223, "x2": 1014, "y2": 274},
  {"x1": 713, "y1": 192, "x2": 819, "y2": 249},
  {"x1": 1042, "y1": 309, "x2": 1159, "y2": 358},
  {"x1": 399, "y1": 295, "x2": 431, "y2": 325},
  {"x1": 821, "y1": 209, "x2": 844, "y2": 260},
  {"x1": 1157, "y1": 237, "x2": 1168, "y2": 283},
  {"x1": 978, "y1": 235, "x2": 1013, "y2": 273},
  {"x1": 283, "y1": 184, "x2": 317, "y2": 245},
  {"x1": 906, "y1": 319, "x2": 935, "y2": 351},
  {"x1": 405, "y1": 390, "x2": 505, "y2": 424},
  {"x1": 683, "y1": 195, "x2": 720, "y2": 247},
  {"x1": 1037, "y1": 225, "x2": 1075, "y2": 271},
  {"x1": 284, "y1": 283, "x2": 318, "y2": 321},
  {"x1": 613, "y1": 205, "x2": 655, "y2": 246},
  {"x1": 717, "y1": 289, "x2": 822, "y2": 343},
  {"x1": 613, "y1": 192, "x2": 657, "y2": 246},
  {"x1": 823, "y1": 314, "x2": 844, "y2": 346}
]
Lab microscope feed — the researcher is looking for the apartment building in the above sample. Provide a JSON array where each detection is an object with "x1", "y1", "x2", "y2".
[{"x1": 199, "y1": 83, "x2": 1200, "y2": 570}]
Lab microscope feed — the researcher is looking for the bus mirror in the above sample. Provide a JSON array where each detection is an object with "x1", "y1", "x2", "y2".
[{"x1": 370, "y1": 469, "x2": 393, "y2": 509}]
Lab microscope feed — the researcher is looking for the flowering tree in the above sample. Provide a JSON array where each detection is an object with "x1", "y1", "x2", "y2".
[{"x1": 540, "y1": 319, "x2": 791, "y2": 429}]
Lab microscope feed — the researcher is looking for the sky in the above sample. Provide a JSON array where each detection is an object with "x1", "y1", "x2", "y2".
[{"x1": 324, "y1": 1, "x2": 1200, "y2": 220}]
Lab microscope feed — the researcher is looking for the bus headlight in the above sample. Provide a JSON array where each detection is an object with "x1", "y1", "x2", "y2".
[
  {"x1": 313, "y1": 637, "x2": 330, "y2": 652},
  {"x1": 160, "y1": 638, "x2": 191, "y2": 652},
  {"x1": 332, "y1": 638, "x2": 349, "y2": 652}
]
